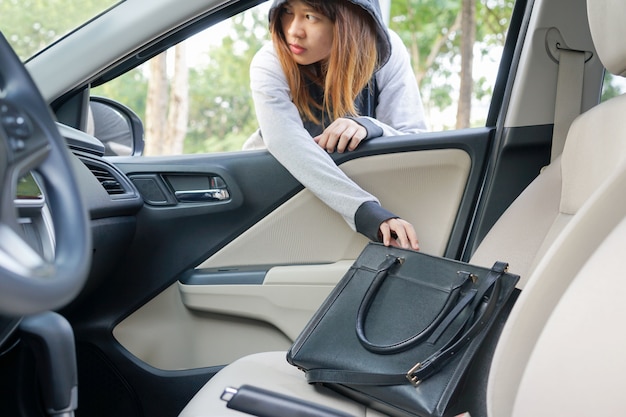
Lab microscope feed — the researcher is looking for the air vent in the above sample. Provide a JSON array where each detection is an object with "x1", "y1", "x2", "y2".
[{"x1": 83, "y1": 162, "x2": 126, "y2": 195}]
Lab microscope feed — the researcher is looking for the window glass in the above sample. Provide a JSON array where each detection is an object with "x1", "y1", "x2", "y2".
[
  {"x1": 91, "y1": 1, "x2": 514, "y2": 156},
  {"x1": 1, "y1": 0, "x2": 121, "y2": 61},
  {"x1": 602, "y1": 72, "x2": 626, "y2": 103},
  {"x1": 388, "y1": 0, "x2": 513, "y2": 131}
]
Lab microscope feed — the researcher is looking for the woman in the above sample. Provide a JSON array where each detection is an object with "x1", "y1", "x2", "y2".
[{"x1": 245, "y1": 0, "x2": 427, "y2": 249}]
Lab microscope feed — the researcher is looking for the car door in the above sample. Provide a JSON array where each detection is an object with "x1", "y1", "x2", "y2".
[
  {"x1": 40, "y1": 0, "x2": 605, "y2": 415},
  {"x1": 109, "y1": 127, "x2": 487, "y2": 362}
]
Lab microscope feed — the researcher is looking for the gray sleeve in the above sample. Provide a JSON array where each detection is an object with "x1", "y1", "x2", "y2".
[
  {"x1": 368, "y1": 29, "x2": 429, "y2": 136},
  {"x1": 346, "y1": 116, "x2": 384, "y2": 140},
  {"x1": 250, "y1": 44, "x2": 380, "y2": 231},
  {"x1": 355, "y1": 201, "x2": 398, "y2": 242}
]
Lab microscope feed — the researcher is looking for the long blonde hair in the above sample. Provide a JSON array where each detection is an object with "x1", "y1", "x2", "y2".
[{"x1": 270, "y1": 0, "x2": 378, "y2": 125}]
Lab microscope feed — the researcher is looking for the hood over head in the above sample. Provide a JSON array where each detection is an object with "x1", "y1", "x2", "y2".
[{"x1": 268, "y1": 0, "x2": 391, "y2": 69}]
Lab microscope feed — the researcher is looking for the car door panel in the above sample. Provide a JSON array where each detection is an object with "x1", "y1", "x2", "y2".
[
  {"x1": 113, "y1": 261, "x2": 352, "y2": 370},
  {"x1": 108, "y1": 130, "x2": 487, "y2": 371}
]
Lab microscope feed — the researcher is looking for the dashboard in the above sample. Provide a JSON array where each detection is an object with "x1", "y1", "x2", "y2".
[{"x1": 0, "y1": 123, "x2": 144, "y2": 350}]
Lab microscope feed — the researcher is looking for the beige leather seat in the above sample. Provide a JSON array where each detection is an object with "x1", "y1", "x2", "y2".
[
  {"x1": 179, "y1": 0, "x2": 626, "y2": 414},
  {"x1": 513, "y1": 191, "x2": 626, "y2": 417},
  {"x1": 490, "y1": 162, "x2": 626, "y2": 417}
]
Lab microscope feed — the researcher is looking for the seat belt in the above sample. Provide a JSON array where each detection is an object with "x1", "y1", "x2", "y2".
[{"x1": 551, "y1": 48, "x2": 586, "y2": 162}]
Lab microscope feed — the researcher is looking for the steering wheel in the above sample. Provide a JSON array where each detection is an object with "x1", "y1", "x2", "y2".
[{"x1": 0, "y1": 33, "x2": 91, "y2": 315}]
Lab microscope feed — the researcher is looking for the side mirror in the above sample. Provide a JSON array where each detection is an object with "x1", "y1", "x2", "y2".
[{"x1": 88, "y1": 97, "x2": 145, "y2": 156}]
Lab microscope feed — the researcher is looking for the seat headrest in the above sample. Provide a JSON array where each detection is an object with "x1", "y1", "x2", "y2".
[{"x1": 587, "y1": 0, "x2": 626, "y2": 77}]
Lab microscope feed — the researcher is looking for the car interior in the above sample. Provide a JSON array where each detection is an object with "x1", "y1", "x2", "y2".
[
  {"x1": 0, "y1": 0, "x2": 625, "y2": 416},
  {"x1": 178, "y1": 0, "x2": 626, "y2": 415}
]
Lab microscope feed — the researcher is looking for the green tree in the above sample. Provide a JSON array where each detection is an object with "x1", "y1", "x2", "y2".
[
  {"x1": 93, "y1": 69, "x2": 148, "y2": 120},
  {"x1": 602, "y1": 72, "x2": 625, "y2": 102},
  {"x1": 185, "y1": 9, "x2": 267, "y2": 153},
  {"x1": 0, "y1": 0, "x2": 109, "y2": 60},
  {"x1": 457, "y1": 0, "x2": 476, "y2": 129},
  {"x1": 389, "y1": 0, "x2": 513, "y2": 128}
]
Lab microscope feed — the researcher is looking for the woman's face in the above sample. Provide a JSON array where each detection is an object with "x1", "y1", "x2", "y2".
[{"x1": 280, "y1": 0, "x2": 334, "y2": 66}]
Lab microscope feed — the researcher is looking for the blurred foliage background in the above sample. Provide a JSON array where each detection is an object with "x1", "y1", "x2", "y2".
[{"x1": 1, "y1": 0, "x2": 623, "y2": 155}]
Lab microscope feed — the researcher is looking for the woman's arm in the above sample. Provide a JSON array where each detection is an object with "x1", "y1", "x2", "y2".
[
  {"x1": 250, "y1": 44, "x2": 379, "y2": 231},
  {"x1": 313, "y1": 30, "x2": 427, "y2": 152},
  {"x1": 250, "y1": 44, "x2": 419, "y2": 249}
]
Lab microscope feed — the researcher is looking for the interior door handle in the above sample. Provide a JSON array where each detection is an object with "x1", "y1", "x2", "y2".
[{"x1": 174, "y1": 188, "x2": 230, "y2": 202}]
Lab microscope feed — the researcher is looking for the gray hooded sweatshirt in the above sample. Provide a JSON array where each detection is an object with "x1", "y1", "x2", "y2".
[{"x1": 246, "y1": 0, "x2": 427, "y2": 241}]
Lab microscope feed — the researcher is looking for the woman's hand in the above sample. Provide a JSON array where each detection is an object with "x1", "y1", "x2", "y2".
[
  {"x1": 379, "y1": 218, "x2": 420, "y2": 251},
  {"x1": 314, "y1": 118, "x2": 367, "y2": 153}
]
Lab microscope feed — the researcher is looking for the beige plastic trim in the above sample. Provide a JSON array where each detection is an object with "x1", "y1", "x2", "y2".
[
  {"x1": 198, "y1": 149, "x2": 471, "y2": 269},
  {"x1": 113, "y1": 261, "x2": 351, "y2": 370},
  {"x1": 504, "y1": 0, "x2": 603, "y2": 128},
  {"x1": 113, "y1": 283, "x2": 293, "y2": 370},
  {"x1": 178, "y1": 261, "x2": 353, "y2": 341}
]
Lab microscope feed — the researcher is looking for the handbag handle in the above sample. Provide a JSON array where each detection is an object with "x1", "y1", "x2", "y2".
[{"x1": 355, "y1": 255, "x2": 469, "y2": 354}]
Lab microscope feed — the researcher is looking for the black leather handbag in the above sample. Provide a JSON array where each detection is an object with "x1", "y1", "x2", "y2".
[{"x1": 287, "y1": 242, "x2": 519, "y2": 417}]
